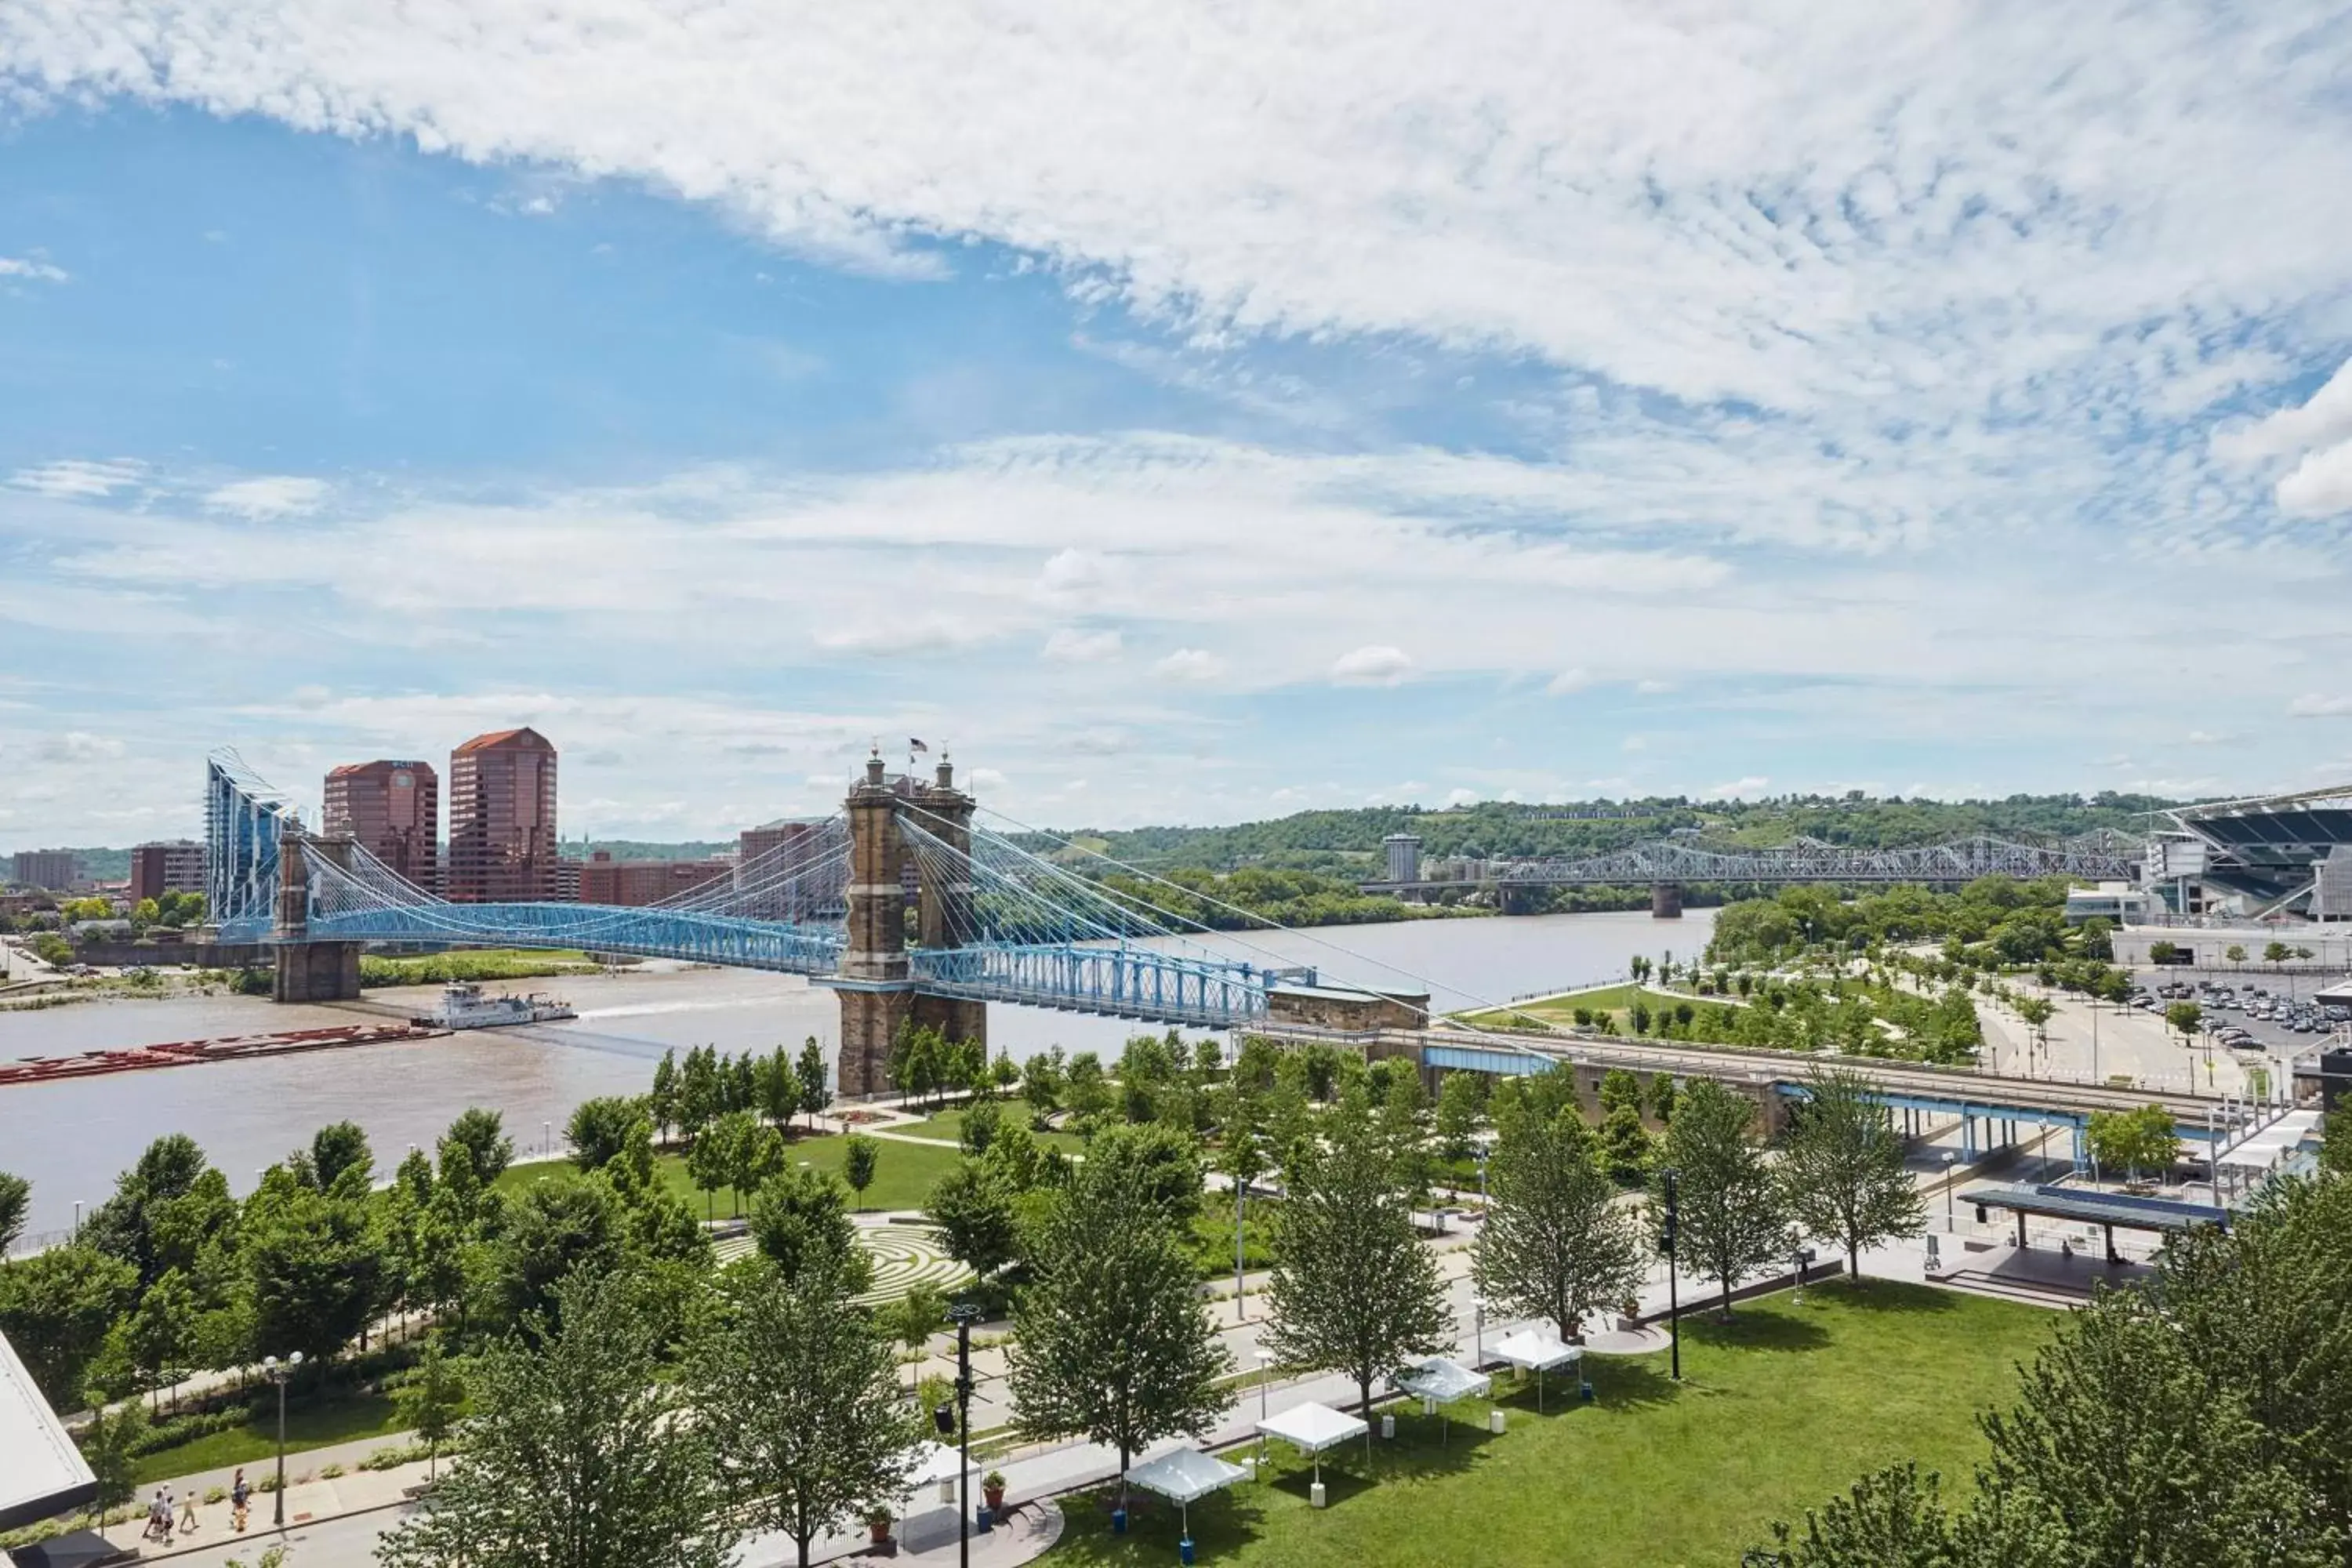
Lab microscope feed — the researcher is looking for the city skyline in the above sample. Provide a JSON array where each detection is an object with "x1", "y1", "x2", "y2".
[{"x1": 3, "y1": 5, "x2": 2351, "y2": 845}]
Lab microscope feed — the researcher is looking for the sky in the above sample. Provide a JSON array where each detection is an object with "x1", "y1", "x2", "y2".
[{"x1": 2, "y1": 2, "x2": 2351, "y2": 848}]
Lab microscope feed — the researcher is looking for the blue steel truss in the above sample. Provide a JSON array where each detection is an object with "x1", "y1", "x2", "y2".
[
  {"x1": 201, "y1": 759, "x2": 1285, "y2": 1026},
  {"x1": 908, "y1": 942, "x2": 1270, "y2": 1028}
]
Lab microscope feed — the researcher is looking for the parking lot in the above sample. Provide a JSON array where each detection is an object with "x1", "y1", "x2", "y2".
[{"x1": 2128, "y1": 970, "x2": 2348, "y2": 1079}]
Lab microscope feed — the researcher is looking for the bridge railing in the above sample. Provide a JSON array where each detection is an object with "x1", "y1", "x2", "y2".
[
  {"x1": 909, "y1": 942, "x2": 1272, "y2": 1028},
  {"x1": 303, "y1": 904, "x2": 848, "y2": 976}
]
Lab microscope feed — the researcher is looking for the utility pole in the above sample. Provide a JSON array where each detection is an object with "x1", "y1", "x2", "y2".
[{"x1": 947, "y1": 1301, "x2": 982, "y2": 1568}]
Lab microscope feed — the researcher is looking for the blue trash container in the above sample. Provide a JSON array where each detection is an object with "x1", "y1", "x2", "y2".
[
  {"x1": 1112, "y1": 1507, "x2": 1128, "y2": 1535},
  {"x1": 1181, "y1": 1535, "x2": 1196, "y2": 1565},
  {"x1": 977, "y1": 1506, "x2": 993, "y2": 1533}
]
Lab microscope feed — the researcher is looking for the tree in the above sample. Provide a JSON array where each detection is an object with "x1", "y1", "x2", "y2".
[
  {"x1": 396, "y1": 1337, "x2": 468, "y2": 1479},
  {"x1": 1780, "y1": 1069, "x2": 1924, "y2": 1283},
  {"x1": 443, "y1": 1107, "x2": 514, "y2": 1186},
  {"x1": 2163, "y1": 1000, "x2": 2203, "y2": 1053},
  {"x1": 377, "y1": 1269, "x2": 731, "y2": 1568},
  {"x1": 691, "y1": 1254, "x2": 916, "y2": 1568},
  {"x1": 959, "y1": 1099, "x2": 1004, "y2": 1157},
  {"x1": 2224, "y1": 943, "x2": 2248, "y2": 972},
  {"x1": 0, "y1": 1244, "x2": 139, "y2": 1406},
  {"x1": 1083, "y1": 1122, "x2": 1206, "y2": 1227},
  {"x1": 755, "y1": 1046, "x2": 801, "y2": 1130},
  {"x1": 1653, "y1": 1080, "x2": 1784, "y2": 1319},
  {"x1": 1646, "y1": 1073, "x2": 1679, "y2": 1125},
  {"x1": 731, "y1": 1123, "x2": 787, "y2": 1218},
  {"x1": 686, "y1": 1112, "x2": 740, "y2": 1221},
  {"x1": 0, "y1": 1170, "x2": 27, "y2": 1253},
  {"x1": 648, "y1": 1050, "x2": 681, "y2": 1145},
  {"x1": 843, "y1": 1134, "x2": 880, "y2": 1210},
  {"x1": 127, "y1": 1266, "x2": 195, "y2": 1407},
  {"x1": 1599, "y1": 1105, "x2": 1653, "y2": 1185},
  {"x1": 925, "y1": 1160, "x2": 1021, "y2": 1283},
  {"x1": 1475, "y1": 1108, "x2": 1646, "y2": 1340},
  {"x1": 2013, "y1": 996, "x2": 2054, "y2": 1065},
  {"x1": 752, "y1": 1166, "x2": 871, "y2": 1291},
  {"x1": 1434, "y1": 1071, "x2": 1486, "y2": 1161},
  {"x1": 568, "y1": 1097, "x2": 648, "y2": 1174},
  {"x1": 79, "y1": 1394, "x2": 148, "y2": 1521},
  {"x1": 244, "y1": 1167, "x2": 381, "y2": 1363},
  {"x1": 1264, "y1": 1094, "x2": 1450, "y2": 1428},
  {"x1": 1022, "y1": 1050, "x2": 1065, "y2": 1118},
  {"x1": 490, "y1": 1178, "x2": 623, "y2": 1330},
  {"x1": 2264, "y1": 940, "x2": 2293, "y2": 974},
  {"x1": 1007, "y1": 1155, "x2": 1232, "y2": 1483},
  {"x1": 1599, "y1": 1068, "x2": 1642, "y2": 1118},
  {"x1": 305, "y1": 1121, "x2": 374, "y2": 1191},
  {"x1": 883, "y1": 1281, "x2": 948, "y2": 1394},
  {"x1": 2085, "y1": 1104, "x2": 2179, "y2": 1185}
]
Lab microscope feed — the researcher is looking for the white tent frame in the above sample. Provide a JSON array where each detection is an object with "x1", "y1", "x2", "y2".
[
  {"x1": 1125, "y1": 1446, "x2": 1250, "y2": 1541},
  {"x1": 1256, "y1": 1401, "x2": 1370, "y2": 1486},
  {"x1": 1491, "y1": 1330, "x2": 1582, "y2": 1413}
]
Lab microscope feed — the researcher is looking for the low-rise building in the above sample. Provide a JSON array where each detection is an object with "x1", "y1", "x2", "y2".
[
  {"x1": 9, "y1": 850, "x2": 78, "y2": 891},
  {"x1": 129, "y1": 840, "x2": 207, "y2": 903},
  {"x1": 577, "y1": 851, "x2": 730, "y2": 906}
]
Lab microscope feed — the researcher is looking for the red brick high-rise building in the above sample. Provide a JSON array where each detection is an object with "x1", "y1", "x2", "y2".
[
  {"x1": 578, "y1": 850, "x2": 730, "y2": 906},
  {"x1": 322, "y1": 761, "x2": 440, "y2": 892},
  {"x1": 445, "y1": 728, "x2": 558, "y2": 902},
  {"x1": 129, "y1": 840, "x2": 207, "y2": 903}
]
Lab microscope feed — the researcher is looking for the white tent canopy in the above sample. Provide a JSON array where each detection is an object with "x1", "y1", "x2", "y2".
[
  {"x1": 1491, "y1": 1328, "x2": 1584, "y2": 1412},
  {"x1": 1257, "y1": 1400, "x2": 1370, "y2": 1484},
  {"x1": 1491, "y1": 1329, "x2": 1581, "y2": 1372},
  {"x1": 905, "y1": 1441, "x2": 982, "y2": 1488},
  {"x1": 1257, "y1": 1400, "x2": 1369, "y2": 1454},
  {"x1": 1127, "y1": 1447, "x2": 1250, "y2": 1508},
  {"x1": 0, "y1": 1327, "x2": 95, "y2": 1531},
  {"x1": 1396, "y1": 1356, "x2": 1491, "y2": 1405}
]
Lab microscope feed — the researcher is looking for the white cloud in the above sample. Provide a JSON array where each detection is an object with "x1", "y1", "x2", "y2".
[
  {"x1": 1633, "y1": 679, "x2": 1675, "y2": 695},
  {"x1": 2215, "y1": 359, "x2": 2352, "y2": 519},
  {"x1": 40, "y1": 731, "x2": 125, "y2": 762},
  {"x1": 1444, "y1": 788, "x2": 1479, "y2": 808},
  {"x1": 9, "y1": 1, "x2": 2351, "y2": 425},
  {"x1": 1153, "y1": 648, "x2": 1225, "y2": 683},
  {"x1": 1545, "y1": 668, "x2": 1592, "y2": 695},
  {"x1": 1705, "y1": 775, "x2": 1769, "y2": 800},
  {"x1": 0, "y1": 256, "x2": 67, "y2": 283},
  {"x1": 204, "y1": 475, "x2": 331, "y2": 520},
  {"x1": 9, "y1": 459, "x2": 143, "y2": 499},
  {"x1": 2278, "y1": 442, "x2": 2352, "y2": 518},
  {"x1": 2290, "y1": 695, "x2": 2352, "y2": 718},
  {"x1": 1330, "y1": 644, "x2": 1413, "y2": 687},
  {"x1": 1041, "y1": 627, "x2": 1121, "y2": 663}
]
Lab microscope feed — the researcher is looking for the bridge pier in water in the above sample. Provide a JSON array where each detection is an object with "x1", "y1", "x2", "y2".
[
  {"x1": 270, "y1": 833, "x2": 361, "y2": 1003},
  {"x1": 833, "y1": 752, "x2": 986, "y2": 1099},
  {"x1": 1650, "y1": 880, "x2": 1683, "y2": 919}
]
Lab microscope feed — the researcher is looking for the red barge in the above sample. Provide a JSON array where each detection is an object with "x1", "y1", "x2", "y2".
[{"x1": 0, "y1": 1022, "x2": 452, "y2": 1087}]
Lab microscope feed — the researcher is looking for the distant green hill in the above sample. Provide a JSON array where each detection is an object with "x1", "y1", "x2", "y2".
[{"x1": 1041, "y1": 792, "x2": 2179, "y2": 877}]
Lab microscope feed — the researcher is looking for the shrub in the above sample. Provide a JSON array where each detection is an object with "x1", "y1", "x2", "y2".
[{"x1": 318, "y1": 1463, "x2": 343, "y2": 1479}]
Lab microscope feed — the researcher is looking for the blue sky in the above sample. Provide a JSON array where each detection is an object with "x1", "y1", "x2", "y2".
[{"x1": 3, "y1": 2, "x2": 2352, "y2": 846}]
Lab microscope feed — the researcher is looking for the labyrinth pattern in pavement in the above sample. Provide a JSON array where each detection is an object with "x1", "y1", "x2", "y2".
[{"x1": 713, "y1": 1221, "x2": 971, "y2": 1304}]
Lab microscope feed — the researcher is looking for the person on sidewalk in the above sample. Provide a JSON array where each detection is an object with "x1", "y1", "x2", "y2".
[
  {"x1": 231, "y1": 1468, "x2": 251, "y2": 1533},
  {"x1": 159, "y1": 1490, "x2": 176, "y2": 1544},
  {"x1": 179, "y1": 1488, "x2": 200, "y2": 1536},
  {"x1": 143, "y1": 1490, "x2": 169, "y2": 1542}
]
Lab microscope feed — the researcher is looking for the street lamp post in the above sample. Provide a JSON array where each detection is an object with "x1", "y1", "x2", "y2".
[
  {"x1": 263, "y1": 1351, "x2": 304, "y2": 1527},
  {"x1": 1942, "y1": 1149, "x2": 1958, "y2": 1232},
  {"x1": 943, "y1": 1301, "x2": 983, "y2": 1568},
  {"x1": 1661, "y1": 1168, "x2": 1680, "y2": 1383},
  {"x1": 1256, "y1": 1350, "x2": 1272, "y2": 1467}
]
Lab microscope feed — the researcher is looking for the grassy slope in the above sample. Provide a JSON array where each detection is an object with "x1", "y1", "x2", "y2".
[
  {"x1": 129, "y1": 1390, "x2": 408, "y2": 1486},
  {"x1": 896, "y1": 1105, "x2": 1087, "y2": 1154},
  {"x1": 1042, "y1": 1281, "x2": 2048, "y2": 1568},
  {"x1": 495, "y1": 1132, "x2": 966, "y2": 1217}
]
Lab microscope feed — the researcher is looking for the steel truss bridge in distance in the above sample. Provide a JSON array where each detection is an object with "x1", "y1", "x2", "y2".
[{"x1": 1365, "y1": 830, "x2": 2142, "y2": 893}]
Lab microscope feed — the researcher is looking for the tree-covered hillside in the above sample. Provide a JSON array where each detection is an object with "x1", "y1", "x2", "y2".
[{"x1": 1052, "y1": 791, "x2": 2176, "y2": 877}]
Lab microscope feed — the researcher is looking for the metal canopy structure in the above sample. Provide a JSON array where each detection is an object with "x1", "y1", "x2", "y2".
[
  {"x1": 0, "y1": 1327, "x2": 95, "y2": 1531},
  {"x1": 1962, "y1": 1182, "x2": 2229, "y2": 1233}
]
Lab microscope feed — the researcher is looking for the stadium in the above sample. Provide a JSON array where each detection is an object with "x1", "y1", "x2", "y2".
[{"x1": 2150, "y1": 784, "x2": 2352, "y2": 921}]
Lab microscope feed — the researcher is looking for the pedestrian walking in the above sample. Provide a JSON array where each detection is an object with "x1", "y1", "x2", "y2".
[
  {"x1": 159, "y1": 1490, "x2": 176, "y2": 1544},
  {"x1": 143, "y1": 1490, "x2": 169, "y2": 1541},
  {"x1": 231, "y1": 1468, "x2": 251, "y2": 1533},
  {"x1": 179, "y1": 1488, "x2": 200, "y2": 1535}
]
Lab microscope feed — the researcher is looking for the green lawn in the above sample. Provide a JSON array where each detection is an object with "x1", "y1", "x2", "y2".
[
  {"x1": 131, "y1": 1390, "x2": 409, "y2": 1486},
  {"x1": 897, "y1": 1105, "x2": 1086, "y2": 1154},
  {"x1": 1041, "y1": 1281, "x2": 2049, "y2": 1568},
  {"x1": 1457, "y1": 982, "x2": 1740, "y2": 1031},
  {"x1": 495, "y1": 1133, "x2": 967, "y2": 1218}
]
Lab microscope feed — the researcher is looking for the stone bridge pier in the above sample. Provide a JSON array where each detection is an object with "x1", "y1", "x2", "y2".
[
  {"x1": 271, "y1": 834, "x2": 361, "y2": 1003},
  {"x1": 1650, "y1": 880, "x2": 1684, "y2": 919},
  {"x1": 831, "y1": 752, "x2": 987, "y2": 1098}
]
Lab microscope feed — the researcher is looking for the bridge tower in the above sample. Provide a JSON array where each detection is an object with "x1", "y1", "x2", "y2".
[
  {"x1": 833, "y1": 752, "x2": 989, "y2": 1098},
  {"x1": 271, "y1": 833, "x2": 362, "y2": 1003}
]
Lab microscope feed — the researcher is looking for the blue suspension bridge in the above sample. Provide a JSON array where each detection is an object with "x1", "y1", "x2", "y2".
[{"x1": 206, "y1": 750, "x2": 1334, "y2": 1093}]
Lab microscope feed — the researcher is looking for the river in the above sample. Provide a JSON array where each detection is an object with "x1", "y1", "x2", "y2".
[{"x1": 0, "y1": 907, "x2": 1711, "y2": 1236}]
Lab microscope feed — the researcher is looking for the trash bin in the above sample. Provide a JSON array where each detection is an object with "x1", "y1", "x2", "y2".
[
  {"x1": 1112, "y1": 1507, "x2": 1128, "y2": 1535},
  {"x1": 1381, "y1": 1414, "x2": 1396, "y2": 1439},
  {"x1": 976, "y1": 1507, "x2": 993, "y2": 1534},
  {"x1": 1180, "y1": 1537, "x2": 1196, "y2": 1565},
  {"x1": 1311, "y1": 1481, "x2": 1328, "y2": 1509},
  {"x1": 1489, "y1": 1407, "x2": 1507, "y2": 1434}
]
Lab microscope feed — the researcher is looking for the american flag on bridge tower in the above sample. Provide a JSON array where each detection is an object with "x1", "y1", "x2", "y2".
[{"x1": 909, "y1": 738, "x2": 929, "y2": 754}]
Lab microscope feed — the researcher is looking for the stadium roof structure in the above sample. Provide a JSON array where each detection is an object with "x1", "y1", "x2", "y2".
[
  {"x1": 0, "y1": 1328, "x2": 95, "y2": 1530},
  {"x1": 2162, "y1": 783, "x2": 2352, "y2": 915}
]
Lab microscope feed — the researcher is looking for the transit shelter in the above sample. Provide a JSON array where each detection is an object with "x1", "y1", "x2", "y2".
[{"x1": 1960, "y1": 1181, "x2": 2227, "y2": 1265}]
